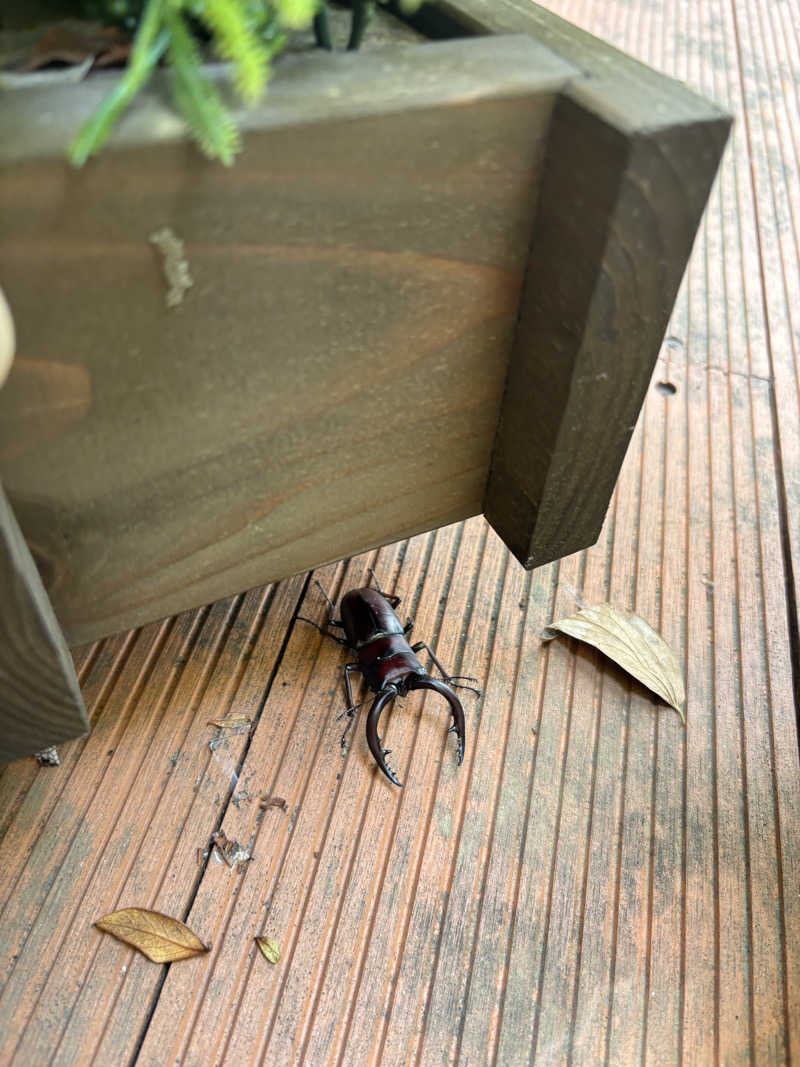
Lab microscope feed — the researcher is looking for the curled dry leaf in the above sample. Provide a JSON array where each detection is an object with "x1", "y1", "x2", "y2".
[
  {"x1": 34, "y1": 745, "x2": 60, "y2": 766},
  {"x1": 207, "y1": 715, "x2": 252, "y2": 730},
  {"x1": 15, "y1": 21, "x2": 131, "y2": 72},
  {"x1": 545, "y1": 603, "x2": 686, "y2": 724},
  {"x1": 210, "y1": 830, "x2": 250, "y2": 868},
  {"x1": 255, "y1": 936, "x2": 280, "y2": 964},
  {"x1": 94, "y1": 908, "x2": 209, "y2": 964}
]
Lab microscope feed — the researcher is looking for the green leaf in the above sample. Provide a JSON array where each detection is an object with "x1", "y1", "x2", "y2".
[
  {"x1": 255, "y1": 935, "x2": 280, "y2": 963},
  {"x1": 68, "y1": 16, "x2": 169, "y2": 166},
  {"x1": 167, "y1": 9, "x2": 240, "y2": 164},
  {"x1": 274, "y1": 0, "x2": 318, "y2": 29},
  {"x1": 198, "y1": 0, "x2": 270, "y2": 104}
]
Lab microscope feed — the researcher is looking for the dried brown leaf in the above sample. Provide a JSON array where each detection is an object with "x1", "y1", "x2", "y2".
[
  {"x1": 210, "y1": 830, "x2": 251, "y2": 868},
  {"x1": 259, "y1": 795, "x2": 288, "y2": 813},
  {"x1": 255, "y1": 936, "x2": 280, "y2": 964},
  {"x1": 15, "y1": 20, "x2": 131, "y2": 72},
  {"x1": 545, "y1": 603, "x2": 686, "y2": 723},
  {"x1": 94, "y1": 908, "x2": 209, "y2": 964}
]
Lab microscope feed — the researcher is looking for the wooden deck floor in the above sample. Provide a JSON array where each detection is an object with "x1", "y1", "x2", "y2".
[{"x1": 2, "y1": 0, "x2": 800, "y2": 1063}]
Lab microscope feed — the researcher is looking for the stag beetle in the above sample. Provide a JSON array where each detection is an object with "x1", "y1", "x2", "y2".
[{"x1": 299, "y1": 570, "x2": 480, "y2": 787}]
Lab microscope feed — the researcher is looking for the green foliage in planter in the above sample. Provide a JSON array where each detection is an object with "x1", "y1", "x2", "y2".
[{"x1": 69, "y1": 0, "x2": 423, "y2": 167}]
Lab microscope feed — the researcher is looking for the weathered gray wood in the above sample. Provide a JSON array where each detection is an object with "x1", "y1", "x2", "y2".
[
  {"x1": 398, "y1": 0, "x2": 732, "y2": 565},
  {"x1": 486, "y1": 95, "x2": 731, "y2": 565},
  {"x1": 0, "y1": 35, "x2": 575, "y2": 645},
  {"x1": 0, "y1": 483, "x2": 88, "y2": 762}
]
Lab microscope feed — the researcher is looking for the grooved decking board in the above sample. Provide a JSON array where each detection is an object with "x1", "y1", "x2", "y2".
[{"x1": 0, "y1": 0, "x2": 799, "y2": 1063}]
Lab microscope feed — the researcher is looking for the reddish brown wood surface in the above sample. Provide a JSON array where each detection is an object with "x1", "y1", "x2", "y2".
[{"x1": 0, "y1": 0, "x2": 798, "y2": 1063}]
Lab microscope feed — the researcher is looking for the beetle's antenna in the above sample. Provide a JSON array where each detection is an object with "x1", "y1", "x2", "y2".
[
  {"x1": 311, "y1": 578, "x2": 347, "y2": 629},
  {"x1": 313, "y1": 578, "x2": 336, "y2": 612},
  {"x1": 367, "y1": 567, "x2": 401, "y2": 608},
  {"x1": 367, "y1": 567, "x2": 386, "y2": 596}
]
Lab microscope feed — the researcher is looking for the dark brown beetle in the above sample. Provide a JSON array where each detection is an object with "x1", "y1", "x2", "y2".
[{"x1": 299, "y1": 571, "x2": 479, "y2": 786}]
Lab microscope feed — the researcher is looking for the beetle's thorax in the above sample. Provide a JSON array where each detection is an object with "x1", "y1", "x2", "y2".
[
  {"x1": 339, "y1": 588, "x2": 423, "y2": 692},
  {"x1": 357, "y1": 633, "x2": 423, "y2": 691}
]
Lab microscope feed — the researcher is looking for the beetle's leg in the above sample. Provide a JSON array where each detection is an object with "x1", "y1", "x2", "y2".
[
  {"x1": 410, "y1": 642, "x2": 481, "y2": 697},
  {"x1": 339, "y1": 657, "x2": 360, "y2": 742},
  {"x1": 296, "y1": 616, "x2": 350, "y2": 646},
  {"x1": 297, "y1": 577, "x2": 349, "y2": 642},
  {"x1": 403, "y1": 618, "x2": 414, "y2": 636},
  {"x1": 367, "y1": 567, "x2": 401, "y2": 609},
  {"x1": 343, "y1": 662, "x2": 360, "y2": 709},
  {"x1": 313, "y1": 579, "x2": 344, "y2": 628},
  {"x1": 365, "y1": 686, "x2": 402, "y2": 786},
  {"x1": 339, "y1": 667, "x2": 381, "y2": 747}
]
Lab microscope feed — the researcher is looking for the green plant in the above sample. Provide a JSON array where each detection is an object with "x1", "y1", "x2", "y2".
[
  {"x1": 69, "y1": 0, "x2": 423, "y2": 167},
  {"x1": 69, "y1": 0, "x2": 314, "y2": 166}
]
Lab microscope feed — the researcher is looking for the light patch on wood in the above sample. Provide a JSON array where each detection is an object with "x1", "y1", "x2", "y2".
[
  {"x1": 149, "y1": 227, "x2": 193, "y2": 309},
  {"x1": 0, "y1": 286, "x2": 14, "y2": 388},
  {"x1": 35, "y1": 745, "x2": 60, "y2": 766}
]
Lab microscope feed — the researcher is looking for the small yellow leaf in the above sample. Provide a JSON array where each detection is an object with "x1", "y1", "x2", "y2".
[
  {"x1": 546, "y1": 603, "x2": 686, "y2": 723},
  {"x1": 94, "y1": 908, "x2": 210, "y2": 964},
  {"x1": 255, "y1": 936, "x2": 280, "y2": 964}
]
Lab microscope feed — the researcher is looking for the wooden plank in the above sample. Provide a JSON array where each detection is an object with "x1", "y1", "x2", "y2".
[
  {"x1": 0, "y1": 483, "x2": 87, "y2": 761},
  {"x1": 408, "y1": 2, "x2": 730, "y2": 567},
  {"x1": 735, "y1": 0, "x2": 800, "y2": 723},
  {"x1": 528, "y1": 3, "x2": 800, "y2": 1064},
  {"x1": 485, "y1": 98, "x2": 730, "y2": 567},
  {"x1": 0, "y1": 35, "x2": 573, "y2": 647}
]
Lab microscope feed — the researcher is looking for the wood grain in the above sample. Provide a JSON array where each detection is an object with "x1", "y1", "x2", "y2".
[
  {"x1": 2, "y1": 4, "x2": 796, "y2": 1060},
  {"x1": 0, "y1": 35, "x2": 572, "y2": 646},
  {"x1": 0, "y1": 483, "x2": 87, "y2": 762},
  {"x1": 1, "y1": 0, "x2": 798, "y2": 1060}
]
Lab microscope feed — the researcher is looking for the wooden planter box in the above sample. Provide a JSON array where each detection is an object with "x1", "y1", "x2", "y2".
[{"x1": 0, "y1": 0, "x2": 730, "y2": 760}]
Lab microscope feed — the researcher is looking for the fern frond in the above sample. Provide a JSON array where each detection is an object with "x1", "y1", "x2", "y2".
[
  {"x1": 274, "y1": 0, "x2": 318, "y2": 30},
  {"x1": 197, "y1": 0, "x2": 270, "y2": 104},
  {"x1": 167, "y1": 9, "x2": 241, "y2": 164},
  {"x1": 69, "y1": 0, "x2": 169, "y2": 166}
]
